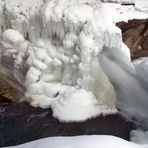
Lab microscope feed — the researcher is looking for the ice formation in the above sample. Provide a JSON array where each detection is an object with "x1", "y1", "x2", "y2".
[
  {"x1": 131, "y1": 130, "x2": 148, "y2": 146},
  {"x1": 0, "y1": 0, "x2": 148, "y2": 121},
  {"x1": 99, "y1": 48, "x2": 148, "y2": 121}
]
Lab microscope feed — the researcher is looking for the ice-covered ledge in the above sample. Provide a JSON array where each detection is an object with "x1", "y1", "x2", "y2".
[{"x1": 0, "y1": 0, "x2": 147, "y2": 122}]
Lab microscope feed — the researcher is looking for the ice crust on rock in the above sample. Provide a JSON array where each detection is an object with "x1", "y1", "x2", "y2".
[{"x1": 0, "y1": 0, "x2": 147, "y2": 121}]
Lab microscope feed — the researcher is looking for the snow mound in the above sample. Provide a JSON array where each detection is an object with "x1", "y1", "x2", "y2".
[{"x1": 6, "y1": 135, "x2": 143, "y2": 148}]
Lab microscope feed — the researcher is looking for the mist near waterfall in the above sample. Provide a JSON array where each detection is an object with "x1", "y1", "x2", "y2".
[{"x1": 99, "y1": 47, "x2": 148, "y2": 126}]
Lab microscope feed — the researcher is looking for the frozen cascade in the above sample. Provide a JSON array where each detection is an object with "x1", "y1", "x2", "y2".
[
  {"x1": 0, "y1": 0, "x2": 118, "y2": 122},
  {"x1": 0, "y1": 0, "x2": 148, "y2": 122},
  {"x1": 99, "y1": 47, "x2": 148, "y2": 121}
]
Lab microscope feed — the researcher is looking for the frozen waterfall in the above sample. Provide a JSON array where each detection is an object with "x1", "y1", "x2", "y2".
[{"x1": 0, "y1": 0, "x2": 148, "y2": 122}]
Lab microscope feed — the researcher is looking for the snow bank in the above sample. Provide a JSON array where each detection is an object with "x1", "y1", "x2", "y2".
[
  {"x1": 0, "y1": 0, "x2": 147, "y2": 121},
  {"x1": 101, "y1": 2, "x2": 148, "y2": 23},
  {"x1": 135, "y1": 0, "x2": 148, "y2": 13},
  {"x1": 5, "y1": 135, "x2": 143, "y2": 148},
  {"x1": 102, "y1": 0, "x2": 148, "y2": 14},
  {"x1": 102, "y1": 0, "x2": 134, "y2": 4}
]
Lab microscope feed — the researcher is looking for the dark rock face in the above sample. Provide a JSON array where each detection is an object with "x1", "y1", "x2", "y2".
[
  {"x1": 0, "y1": 76, "x2": 18, "y2": 104},
  {"x1": 0, "y1": 72, "x2": 24, "y2": 104},
  {"x1": 117, "y1": 19, "x2": 148, "y2": 60},
  {"x1": 0, "y1": 102, "x2": 135, "y2": 147}
]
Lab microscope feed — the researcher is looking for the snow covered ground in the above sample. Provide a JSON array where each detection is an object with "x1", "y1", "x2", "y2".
[{"x1": 5, "y1": 135, "x2": 145, "y2": 148}]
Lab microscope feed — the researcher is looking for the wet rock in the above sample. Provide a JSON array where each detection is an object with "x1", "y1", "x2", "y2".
[
  {"x1": 0, "y1": 95, "x2": 13, "y2": 105},
  {"x1": 0, "y1": 66, "x2": 25, "y2": 104},
  {"x1": 0, "y1": 102, "x2": 136, "y2": 147},
  {"x1": 117, "y1": 19, "x2": 148, "y2": 60},
  {"x1": 0, "y1": 76, "x2": 18, "y2": 104}
]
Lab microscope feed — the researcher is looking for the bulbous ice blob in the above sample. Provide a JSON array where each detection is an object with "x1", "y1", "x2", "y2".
[
  {"x1": 52, "y1": 88, "x2": 100, "y2": 121},
  {"x1": 2, "y1": 29, "x2": 24, "y2": 48}
]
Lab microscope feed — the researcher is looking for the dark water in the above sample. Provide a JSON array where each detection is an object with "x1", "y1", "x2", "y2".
[{"x1": 0, "y1": 102, "x2": 136, "y2": 147}]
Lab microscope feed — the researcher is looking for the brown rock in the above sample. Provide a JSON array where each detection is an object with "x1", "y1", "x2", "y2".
[
  {"x1": 0, "y1": 75, "x2": 17, "y2": 104},
  {"x1": 116, "y1": 19, "x2": 148, "y2": 60},
  {"x1": 0, "y1": 72, "x2": 24, "y2": 104}
]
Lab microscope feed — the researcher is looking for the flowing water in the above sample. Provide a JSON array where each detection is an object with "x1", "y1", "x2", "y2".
[{"x1": 99, "y1": 47, "x2": 148, "y2": 128}]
